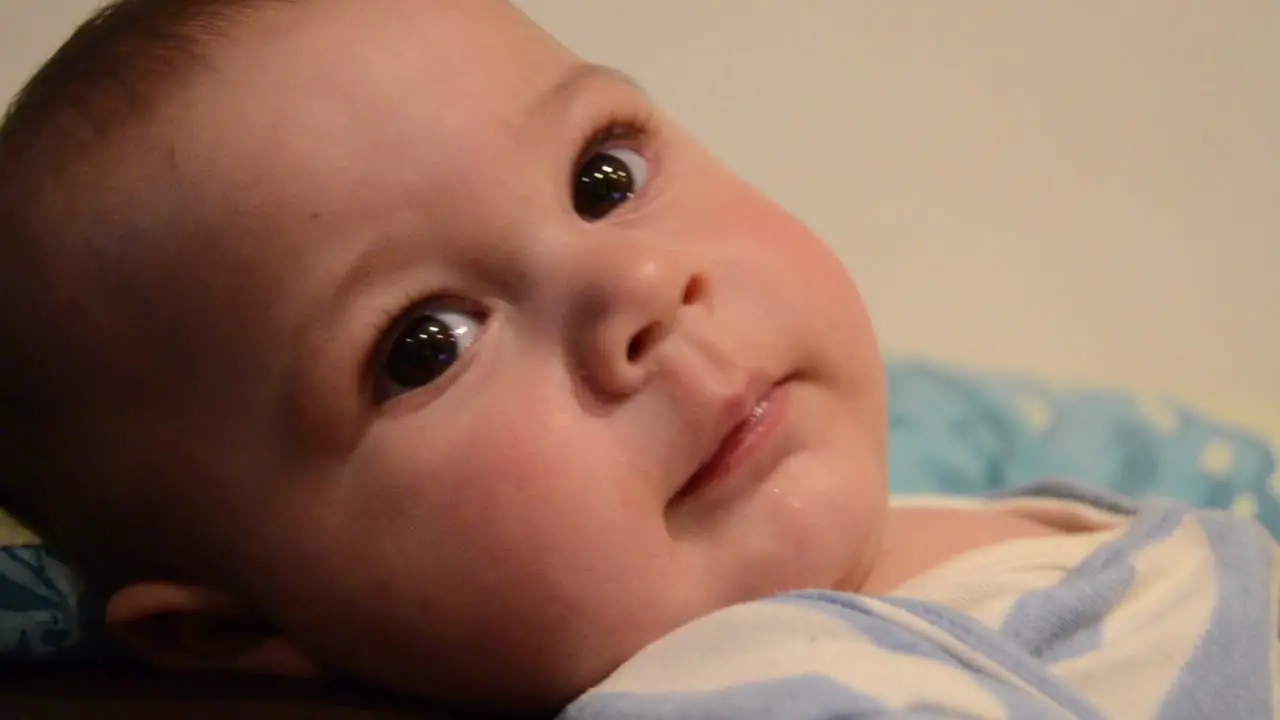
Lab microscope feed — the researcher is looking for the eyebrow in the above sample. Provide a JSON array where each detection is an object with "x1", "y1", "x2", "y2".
[{"x1": 530, "y1": 63, "x2": 646, "y2": 117}]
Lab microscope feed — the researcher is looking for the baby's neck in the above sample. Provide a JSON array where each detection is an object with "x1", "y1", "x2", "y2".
[{"x1": 849, "y1": 505, "x2": 1064, "y2": 596}]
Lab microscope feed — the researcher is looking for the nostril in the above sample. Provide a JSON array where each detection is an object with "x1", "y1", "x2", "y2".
[
  {"x1": 682, "y1": 274, "x2": 707, "y2": 306},
  {"x1": 627, "y1": 323, "x2": 663, "y2": 363}
]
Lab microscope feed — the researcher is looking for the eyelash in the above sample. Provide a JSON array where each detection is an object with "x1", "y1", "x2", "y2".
[
  {"x1": 366, "y1": 288, "x2": 435, "y2": 395},
  {"x1": 575, "y1": 107, "x2": 658, "y2": 171},
  {"x1": 371, "y1": 288, "x2": 425, "y2": 353}
]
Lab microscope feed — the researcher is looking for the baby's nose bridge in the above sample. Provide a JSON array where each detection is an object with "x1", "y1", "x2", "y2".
[{"x1": 575, "y1": 237, "x2": 700, "y2": 327}]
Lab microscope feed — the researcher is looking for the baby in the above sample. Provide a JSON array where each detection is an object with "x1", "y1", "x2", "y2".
[{"x1": 0, "y1": 1, "x2": 1275, "y2": 717}]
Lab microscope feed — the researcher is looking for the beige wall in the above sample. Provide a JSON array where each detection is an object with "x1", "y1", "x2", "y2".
[
  {"x1": 0, "y1": 2, "x2": 96, "y2": 97},
  {"x1": 4, "y1": 1, "x2": 1277, "y2": 408}
]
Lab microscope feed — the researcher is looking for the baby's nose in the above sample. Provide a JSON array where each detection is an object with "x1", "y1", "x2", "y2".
[{"x1": 571, "y1": 245, "x2": 708, "y2": 398}]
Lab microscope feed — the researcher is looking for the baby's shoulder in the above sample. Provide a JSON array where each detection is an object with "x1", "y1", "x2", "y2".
[
  {"x1": 901, "y1": 481, "x2": 1279, "y2": 625},
  {"x1": 563, "y1": 486, "x2": 1279, "y2": 719}
]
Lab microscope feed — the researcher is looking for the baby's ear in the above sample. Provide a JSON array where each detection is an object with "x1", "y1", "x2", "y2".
[{"x1": 106, "y1": 581, "x2": 322, "y2": 679}]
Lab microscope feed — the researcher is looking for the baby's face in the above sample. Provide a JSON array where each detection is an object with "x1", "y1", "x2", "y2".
[{"x1": 120, "y1": 0, "x2": 886, "y2": 708}]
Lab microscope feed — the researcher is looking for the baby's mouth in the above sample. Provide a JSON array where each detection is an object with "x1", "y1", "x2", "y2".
[{"x1": 671, "y1": 380, "x2": 787, "y2": 505}]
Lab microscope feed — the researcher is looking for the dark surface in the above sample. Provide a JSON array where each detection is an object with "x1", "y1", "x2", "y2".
[{"x1": 0, "y1": 667, "x2": 462, "y2": 719}]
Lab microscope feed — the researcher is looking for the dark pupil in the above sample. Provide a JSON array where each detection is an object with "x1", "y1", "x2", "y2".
[
  {"x1": 574, "y1": 152, "x2": 635, "y2": 220},
  {"x1": 386, "y1": 315, "x2": 459, "y2": 388}
]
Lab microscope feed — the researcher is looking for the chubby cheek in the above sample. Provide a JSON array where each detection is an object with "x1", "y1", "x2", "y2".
[
  {"x1": 692, "y1": 173, "x2": 882, "y2": 396},
  {"x1": 302, "y1": 381, "x2": 693, "y2": 695},
  {"x1": 679, "y1": 162, "x2": 870, "y2": 317},
  {"x1": 355, "y1": 408, "x2": 628, "y2": 596}
]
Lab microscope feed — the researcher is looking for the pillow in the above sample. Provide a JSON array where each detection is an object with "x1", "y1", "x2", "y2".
[
  {"x1": 0, "y1": 523, "x2": 95, "y2": 663},
  {"x1": 887, "y1": 360, "x2": 1278, "y2": 524},
  {"x1": 3, "y1": 359, "x2": 1277, "y2": 664}
]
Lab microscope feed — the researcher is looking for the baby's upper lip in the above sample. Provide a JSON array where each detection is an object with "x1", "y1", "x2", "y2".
[{"x1": 672, "y1": 372, "x2": 778, "y2": 500}]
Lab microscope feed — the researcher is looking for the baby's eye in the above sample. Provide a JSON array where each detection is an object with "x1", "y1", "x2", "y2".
[
  {"x1": 380, "y1": 305, "x2": 484, "y2": 399},
  {"x1": 573, "y1": 147, "x2": 648, "y2": 221}
]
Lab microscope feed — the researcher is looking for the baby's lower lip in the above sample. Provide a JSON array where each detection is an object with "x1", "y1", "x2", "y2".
[{"x1": 677, "y1": 384, "x2": 789, "y2": 502}]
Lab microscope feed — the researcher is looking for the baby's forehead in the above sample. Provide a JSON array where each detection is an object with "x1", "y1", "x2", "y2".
[
  {"x1": 170, "y1": 0, "x2": 581, "y2": 194},
  {"x1": 130, "y1": 0, "x2": 644, "y2": 363},
  {"x1": 208, "y1": 0, "x2": 571, "y2": 90},
  {"x1": 94, "y1": 2, "x2": 592, "y2": 389}
]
